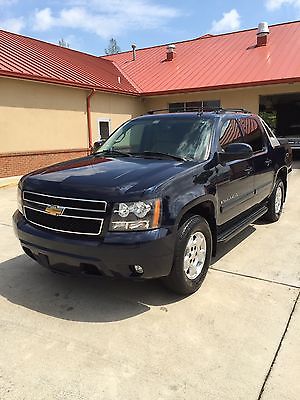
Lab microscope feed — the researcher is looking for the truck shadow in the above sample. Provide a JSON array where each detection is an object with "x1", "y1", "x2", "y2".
[
  {"x1": 0, "y1": 254, "x2": 184, "y2": 323},
  {"x1": 211, "y1": 225, "x2": 256, "y2": 265},
  {"x1": 1, "y1": 225, "x2": 257, "y2": 323}
]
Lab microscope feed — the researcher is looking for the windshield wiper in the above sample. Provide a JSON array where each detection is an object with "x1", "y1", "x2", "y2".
[
  {"x1": 94, "y1": 149, "x2": 131, "y2": 157},
  {"x1": 131, "y1": 151, "x2": 187, "y2": 161}
]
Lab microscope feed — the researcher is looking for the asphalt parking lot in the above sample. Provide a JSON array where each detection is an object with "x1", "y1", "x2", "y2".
[{"x1": 0, "y1": 162, "x2": 299, "y2": 400}]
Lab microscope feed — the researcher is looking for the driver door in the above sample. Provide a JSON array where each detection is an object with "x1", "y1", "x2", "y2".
[{"x1": 216, "y1": 118, "x2": 255, "y2": 226}]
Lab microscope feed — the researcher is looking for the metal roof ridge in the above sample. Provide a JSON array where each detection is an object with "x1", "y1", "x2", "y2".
[
  {"x1": 0, "y1": 28, "x2": 100, "y2": 60},
  {"x1": 101, "y1": 19, "x2": 300, "y2": 58}
]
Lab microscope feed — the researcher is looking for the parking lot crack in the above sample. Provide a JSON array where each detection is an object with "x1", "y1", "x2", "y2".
[
  {"x1": 257, "y1": 290, "x2": 300, "y2": 400},
  {"x1": 0, "y1": 222, "x2": 12, "y2": 227},
  {"x1": 210, "y1": 266, "x2": 300, "y2": 289}
]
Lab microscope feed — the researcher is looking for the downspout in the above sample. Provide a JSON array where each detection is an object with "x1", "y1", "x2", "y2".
[{"x1": 86, "y1": 89, "x2": 96, "y2": 153}]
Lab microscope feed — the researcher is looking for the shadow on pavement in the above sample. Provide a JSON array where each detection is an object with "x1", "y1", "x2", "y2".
[
  {"x1": 0, "y1": 254, "x2": 183, "y2": 323},
  {"x1": 211, "y1": 225, "x2": 256, "y2": 265},
  {"x1": 0, "y1": 221, "x2": 261, "y2": 323}
]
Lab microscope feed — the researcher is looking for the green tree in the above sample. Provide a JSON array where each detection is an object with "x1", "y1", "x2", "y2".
[
  {"x1": 58, "y1": 38, "x2": 70, "y2": 48},
  {"x1": 105, "y1": 38, "x2": 121, "y2": 55},
  {"x1": 259, "y1": 111, "x2": 277, "y2": 130}
]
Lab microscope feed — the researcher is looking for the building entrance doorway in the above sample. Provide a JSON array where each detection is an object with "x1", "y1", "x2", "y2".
[{"x1": 259, "y1": 93, "x2": 300, "y2": 150}]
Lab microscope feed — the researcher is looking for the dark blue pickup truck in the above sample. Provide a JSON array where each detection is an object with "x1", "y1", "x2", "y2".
[{"x1": 13, "y1": 109, "x2": 292, "y2": 294}]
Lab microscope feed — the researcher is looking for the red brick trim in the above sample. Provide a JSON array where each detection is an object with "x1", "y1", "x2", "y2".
[
  {"x1": 0, "y1": 148, "x2": 89, "y2": 178},
  {"x1": 0, "y1": 148, "x2": 88, "y2": 158}
]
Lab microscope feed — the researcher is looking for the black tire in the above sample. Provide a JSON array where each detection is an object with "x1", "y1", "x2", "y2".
[
  {"x1": 264, "y1": 179, "x2": 285, "y2": 222},
  {"x1": 162, "y1": 215, "x2": 212, "y2": 295}
]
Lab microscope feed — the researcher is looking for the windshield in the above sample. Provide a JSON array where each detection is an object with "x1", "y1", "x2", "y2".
[{"x1": 97, "y1": 116, "x2": 215, "y2": 162}]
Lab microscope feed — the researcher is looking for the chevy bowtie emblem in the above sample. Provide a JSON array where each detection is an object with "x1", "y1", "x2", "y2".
[{"x1": 45, "y1": 205, "x2": 64, "y2": 216}]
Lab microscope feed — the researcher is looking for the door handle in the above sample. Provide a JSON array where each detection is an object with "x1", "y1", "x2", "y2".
[
  {"x1": 265, "y1": 159, "x2": 272, "y2": 167},
  {"x1": 244, "y1": 167, "x2": 253, "y2": 175}
]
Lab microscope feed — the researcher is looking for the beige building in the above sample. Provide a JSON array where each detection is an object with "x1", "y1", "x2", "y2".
[
  {"x1": 0, "y1": 78, "x2": 144, "y2": 177},
  {"x1": 1, "y1": 21, "x2": 300, "y2": 177}
]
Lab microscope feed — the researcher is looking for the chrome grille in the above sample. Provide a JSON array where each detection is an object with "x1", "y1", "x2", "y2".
[{"x1": 23, "y1": 191, "x2": 106, "y2": 235}]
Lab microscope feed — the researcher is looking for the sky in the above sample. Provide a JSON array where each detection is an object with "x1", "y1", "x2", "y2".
[{"x1": 0, "y1": 0, "x2": 299, "y2": 55}]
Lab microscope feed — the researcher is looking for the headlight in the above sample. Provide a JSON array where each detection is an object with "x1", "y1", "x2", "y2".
[
  {"x1": 17, "y1": 187, "x2": 23, "y2": 214},
  {"x1": 109, "y1": 199, "x2": 161, "y2": 231}
]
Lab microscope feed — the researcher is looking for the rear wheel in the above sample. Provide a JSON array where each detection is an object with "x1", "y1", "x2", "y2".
[
  {"x1": 162, "y1": 215, "x2": 212, "y2": 295},
  {"x1": 264, "y1": 179, "x2": 285, "y2": 222}
]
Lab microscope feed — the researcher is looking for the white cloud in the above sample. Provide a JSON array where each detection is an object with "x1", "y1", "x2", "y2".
[
  {"x1": 0, "y1": 1, "x2": 23, "y2": 32},
  {"x1": 32, "y1": 1, "x2": 180, "y2": 38},
  {"x1": 0, "y1": 17, "x2": 25, "y2": 33},
  {"x1": 266, "y1": 0, "x2": 300, "y2": 10},
  {"x1": 210, "y1": 9, "x2": 241, "y2": 34},
  {"x1": 33, "y1": 8, "x2": 55, "y2": 31}
]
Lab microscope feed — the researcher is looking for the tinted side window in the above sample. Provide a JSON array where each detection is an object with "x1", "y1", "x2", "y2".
[
  {"x1": 219, "y1": 119, "x2": 243, "y2": 148},
  {"x1": 240, "y1": 118, "x2": 265, "y2": 153}
]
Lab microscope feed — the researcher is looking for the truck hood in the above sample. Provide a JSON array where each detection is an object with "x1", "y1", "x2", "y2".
[{"x1": 21, "y1": 155, "x2": 192, "y2": 200}]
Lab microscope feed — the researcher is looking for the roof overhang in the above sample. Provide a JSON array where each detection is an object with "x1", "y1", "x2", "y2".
[
  {"x1": 2, "y1": 70, "x2": 300, "y2": 98},
  {"x1": 141, "y1": 78, "x2": 300, "y2": 97},
  {"x1": 0, "y1": 70, "x2": 140, "y2": 96}
]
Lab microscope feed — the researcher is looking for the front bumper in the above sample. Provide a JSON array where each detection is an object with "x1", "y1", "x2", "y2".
[{"x1": 13, "y1": 211, "x2": 175, "y2": 279}]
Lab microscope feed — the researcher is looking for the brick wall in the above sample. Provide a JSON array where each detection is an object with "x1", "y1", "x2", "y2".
[{"x1": 0, "y1": 148, "x2": 89, "y2": 178}]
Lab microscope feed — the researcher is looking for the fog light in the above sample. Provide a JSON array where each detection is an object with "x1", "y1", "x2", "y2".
[{"x1": 133, "y1": 265, "x2": 144, "y2": 274}]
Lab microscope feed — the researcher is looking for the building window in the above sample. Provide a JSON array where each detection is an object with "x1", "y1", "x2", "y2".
[
  {"x1": 169, "y1": 100, "x2": 220, "y2": 113},
  {"x1": 169, "y1": 102, "x2": 185, "y2": 112},
  {"x1": 97, "y1": 119, "x2": 111, "y2": 139}
]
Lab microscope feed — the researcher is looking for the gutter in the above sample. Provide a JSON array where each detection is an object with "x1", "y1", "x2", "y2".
[
  {"x1": 141, "y1": 77, "x2": 300, "y2": 97},
  {"x1": 0, "y1": 71, "x2": 139, "y2": 96},
  {"x1": 3, "y1": 69, "x2": 299, "y2": 100},
  {"x1": 86, "y1": 89, "x2": 96, "y2": 152}
]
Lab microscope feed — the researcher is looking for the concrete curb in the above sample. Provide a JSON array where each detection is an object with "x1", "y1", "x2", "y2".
[{"x1": 0, "y1": 175, "x2": 21, "y2": 189}]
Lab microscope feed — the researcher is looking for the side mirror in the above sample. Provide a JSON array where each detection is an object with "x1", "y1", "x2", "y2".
[
  {"x1": 219, "y1": 143, "x2": 253, "y2": 163},
  {"x1": 92, "y1": 139, "x2": 106, "y2": 153}
]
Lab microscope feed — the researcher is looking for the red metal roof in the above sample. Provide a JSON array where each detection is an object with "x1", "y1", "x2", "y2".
[
  {"x1": 0, "y1": 29, "x2": 137, "y2": 94},
  {"x1": 104, "y1": 21, "x2": 300, "y2": 95},
  {"x1": 1, "y1": 21, "x2": 300, "y2": 96}
]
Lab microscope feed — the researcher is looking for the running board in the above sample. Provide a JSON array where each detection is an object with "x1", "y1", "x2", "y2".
[{"x1": 217, "y1": 206, "x2": 268, "y2": 243}]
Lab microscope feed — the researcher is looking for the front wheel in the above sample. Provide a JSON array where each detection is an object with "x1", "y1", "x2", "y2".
[
  {"x1": 264, "y1": 179, "x2": 285, "y2": 222},
  {"x1": 162, "y1": 215, "x2": 212, "y2": 295}
]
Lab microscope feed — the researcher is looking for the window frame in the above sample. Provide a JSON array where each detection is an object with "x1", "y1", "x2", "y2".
[
  {"x1": 218, "y1": 117, "x2": 244, "y2": 150},
  {"x1": 237, "y1": 116, "x2": 268, "y2": 155},
  {"x1": 97, "y1": 118, "x2": 111, "y2": 140},
  {"x1": 258, "y1": 116, "x2": 280, "y2": 148}
]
